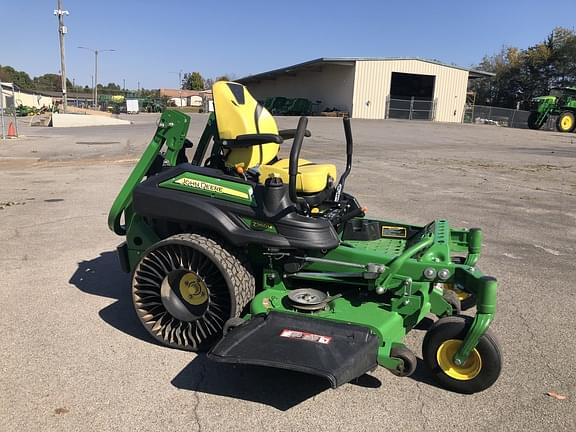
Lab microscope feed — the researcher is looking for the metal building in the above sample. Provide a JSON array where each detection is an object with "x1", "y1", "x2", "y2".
[{"x1": 238, "y1": 58, "x2": 492, "y2": 122}]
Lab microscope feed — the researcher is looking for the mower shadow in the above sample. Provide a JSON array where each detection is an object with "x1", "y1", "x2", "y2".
[
  {"x1": 172, "y1": 355, "x2": 328, "y2": 410},
  {"x1": 68, "y1": 250, "x2": 160, "y2": 347},
  {"x1": 70, "y1": 252, "x2": 390, "y2": 408},
  {"x1": 407, "y1": 358, "x2": 446, "y2": 390},
  {"x1": 172, "y1": 355, "x2": 382, "y2": 411}
]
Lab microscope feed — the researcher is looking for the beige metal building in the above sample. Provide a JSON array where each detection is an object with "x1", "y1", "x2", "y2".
[
  {"x1": 239, "y1": 58, "x2": 492, "y2": 122},
  {"x1": 1, "y1": 83, "x2": 53, "y2": 109}
]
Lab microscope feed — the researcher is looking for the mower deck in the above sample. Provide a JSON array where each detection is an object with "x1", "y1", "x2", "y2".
[{"x1": 208, "y1": 311, "x2": 380, "y2": 388}]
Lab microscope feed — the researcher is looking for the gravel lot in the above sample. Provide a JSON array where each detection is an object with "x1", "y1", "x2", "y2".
[{"x1": 1, "y1": 113, "x2": 575, "y2": 431}]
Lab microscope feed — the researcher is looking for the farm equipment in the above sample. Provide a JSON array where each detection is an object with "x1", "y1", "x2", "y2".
[
  {"x1": 528, "y1": 86, "x2": 576, "y2": 132},
  {"x1": 264, "y1": 96, "x2": 312, "y2": 116},
  {"x1": 108, "y1": 81, "x2": 502, "y2": 394},
  {"x1": 140, "y1": 97, "x2": 165, "y2": 113}
]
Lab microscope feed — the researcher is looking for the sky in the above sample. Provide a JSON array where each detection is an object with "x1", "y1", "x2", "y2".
[{"x1": 0, "y1": 0, "x2": 574, "y2": 90}]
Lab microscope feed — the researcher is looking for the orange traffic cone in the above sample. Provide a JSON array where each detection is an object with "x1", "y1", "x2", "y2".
[{"x1": 7, "y1": 122, "x2": 17, "y2": 138}]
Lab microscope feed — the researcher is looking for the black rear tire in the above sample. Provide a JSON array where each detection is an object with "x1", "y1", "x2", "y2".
[
  {"x1": 131, "y1": 233, "x2": 255, "y2": 351},
  {"x1": 422, "y1": 316, "x2": 502, "y2": 394}
]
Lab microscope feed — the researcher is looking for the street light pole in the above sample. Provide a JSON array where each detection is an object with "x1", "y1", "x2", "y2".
[
  {"x1": 78, "y1": 46, "x2": 115, "y2": 109},
  {"x1": 94, "y1": 49, "x2": 98, "y2": 108},
  {"x1": 170, "y1": 69, "x2": 183, "y2": 106},
  {"x1": 54, "y1": 0, "x2": 69, "y2": 112}
]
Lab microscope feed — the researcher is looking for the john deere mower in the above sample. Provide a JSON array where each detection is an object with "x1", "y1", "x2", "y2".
[{"x1": 108, "y1": 82, "x2": 502, "y2": 394}]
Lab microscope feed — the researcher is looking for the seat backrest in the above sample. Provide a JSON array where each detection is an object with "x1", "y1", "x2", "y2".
[{"x1": 213, "y1": 81, "x2": 279, "y2": 168}]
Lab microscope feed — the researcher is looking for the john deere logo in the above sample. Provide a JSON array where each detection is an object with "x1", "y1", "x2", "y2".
[
  {"x1": 174, "y1": 177, "x2": 249, "y2": 199},
  {"x1": 251, "y1": 220, "x2": 274, "y2": 231},
  {"x1": 175, "y1": 177, "x2": 224, "y2": 193},
  {"x1": 179, "y1": 273, "x2": 208, "y2": 305}
]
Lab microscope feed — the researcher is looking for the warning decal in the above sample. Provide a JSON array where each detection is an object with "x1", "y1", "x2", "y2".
[{"x1": 280, "y1": 329, "x2": 332, "y2": 345}]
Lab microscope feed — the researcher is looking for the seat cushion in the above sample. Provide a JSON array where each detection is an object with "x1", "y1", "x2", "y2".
[{"x1": 259, "y1": 159, "x2": 337, "y2": 194}]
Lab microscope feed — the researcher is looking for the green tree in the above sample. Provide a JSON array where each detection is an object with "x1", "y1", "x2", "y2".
[
  {"x1": 0, "y1": 65, "x2": 33, "y2": 89},
  {"x1": 549, "y1": 27, "x2": 576, "y2": 86},
  {"x1": 470, "y1": 27, "x2": 576, "y2": 108},
  {"x1": 182, "y1": 72, "x2": 205, "y2": 90},
  {"x1": 32, "y1": 73, "x2": 72, "y2": 92}
]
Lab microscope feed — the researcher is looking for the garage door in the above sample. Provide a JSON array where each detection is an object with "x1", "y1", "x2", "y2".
[{"x1": 387, "y1": 72, "x2": 436, "y2": 120}]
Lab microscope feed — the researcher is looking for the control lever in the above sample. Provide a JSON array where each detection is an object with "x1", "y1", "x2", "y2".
[{"x1": 334, "y1": 117, "x2": 353, "y2": 202}]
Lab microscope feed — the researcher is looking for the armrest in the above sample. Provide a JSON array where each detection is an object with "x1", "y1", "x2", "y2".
[
  {"x1": 223, "y1": 133, "x2": 283, "y2": 147},
  {"x1": 279, "y1": 129, "x2": 311, "y2": 139}
]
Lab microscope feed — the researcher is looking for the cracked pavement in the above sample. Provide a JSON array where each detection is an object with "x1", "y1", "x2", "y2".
[{"x1": 1, "y1": 114, "x2": 575, "y2": 431}]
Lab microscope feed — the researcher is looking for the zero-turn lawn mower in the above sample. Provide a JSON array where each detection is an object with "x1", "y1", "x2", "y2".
[{"x1": 108, "y1": 82, "x2": 502, "y2": 394}]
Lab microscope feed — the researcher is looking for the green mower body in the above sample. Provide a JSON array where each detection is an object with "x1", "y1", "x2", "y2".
[{"x1": 108, "y1": 82, "x2": 502, "y2": 394}]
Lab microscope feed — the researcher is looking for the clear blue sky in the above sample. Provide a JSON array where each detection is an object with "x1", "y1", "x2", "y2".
[{"x1": 1, "y1": 0, "x2": 573, "y2": 89}]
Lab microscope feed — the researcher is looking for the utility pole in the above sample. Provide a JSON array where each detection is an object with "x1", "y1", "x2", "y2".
[
  {"x1": 78, "y1": 47, "x2": 115, "y2": 109},
  {"x1": 179, "y1": 70, "x2": 183, "y2": 106},
  {"x1": 170, "y1": 69, "x2": 183, "y2": 105},
  {"x1": 54, "y1": 0, "x2": 69, "y2": 112},
  {"x1": 95, "y1": 49, "x2": 99, "y2": 108}
]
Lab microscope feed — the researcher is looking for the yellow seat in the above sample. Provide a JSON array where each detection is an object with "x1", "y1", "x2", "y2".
[
  {"x1": 259, "y1": 159, "x2": 337, "y2": 194},
  {"x1": 212, "y1": 82, "x2": 337, "y2": 194}
]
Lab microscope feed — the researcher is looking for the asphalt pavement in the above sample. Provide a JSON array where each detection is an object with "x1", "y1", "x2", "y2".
[{"x1": 1, "y1": 113, "x2": 575, "y2": 431}]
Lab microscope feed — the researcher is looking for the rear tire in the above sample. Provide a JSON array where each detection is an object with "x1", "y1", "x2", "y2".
[
  {"x1": 422, "y1": 316, "x2": 502, "y2": 394},
  {"x1": 556, "y1": 111, "x2": 576, "y2": 133},
  {"x1": 131, "y1": 233, "x2": 255, "y2": 351}
]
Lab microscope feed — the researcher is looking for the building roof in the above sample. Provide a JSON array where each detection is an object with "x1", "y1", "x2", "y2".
[{"x1": 238, "y1": 57, "x2": 495, "y2": 84}]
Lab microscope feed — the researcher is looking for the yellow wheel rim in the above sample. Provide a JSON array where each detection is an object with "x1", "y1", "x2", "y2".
[
  {"x1": 560, "y1": 115, "x2": 573, "y2": 131},
  {"x1": 442, "y1": 283, "x2": 471, "y2": 302},
  {"x1": 179, "y1": 273, "x2": 209, "y2": 306},
  {"x1": 437, "y1": 339, "x2": 482, "y2": 380}
]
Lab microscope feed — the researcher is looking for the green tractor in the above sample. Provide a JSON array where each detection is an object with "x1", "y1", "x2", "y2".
[
  {"x1": 108, "y1": 81, "x2": 502, "y2": 394},
  {"x1": 528, "y1": 86, "x2": 576, "y2": 132}
]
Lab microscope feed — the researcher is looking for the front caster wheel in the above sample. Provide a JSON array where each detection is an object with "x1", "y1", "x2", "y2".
[
  {"x1": 422, "y1": 316, "x2": 502, "y2": 394},
  {"x1": 442, "y1": 289, "x2": 462, "y2": 316},
  {"x1": 442, "y1": 283, "x2": 476, "y2": 311},
  {"x1": 131, "y1": 233, "x2": 255, "y2": 351}
]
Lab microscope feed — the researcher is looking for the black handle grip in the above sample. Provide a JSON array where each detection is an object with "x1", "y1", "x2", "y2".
[
  {"x1": 289, "y1": 116, "x2": 308, "y2": 204},
  {"x1": 343, "y1": 117, "x2": 353, "y2": 156},
  {"x1": 232, "y1": 133, "x2": 283, "y2": 146},
  {"x1": 335, "y1": 117, "x2": 354, "y2": 202},
  {"x1": 279, "y1": 129, "x2": 311, "y2": 140}
]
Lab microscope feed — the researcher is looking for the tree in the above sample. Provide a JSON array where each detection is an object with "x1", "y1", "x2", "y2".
[
  {"x1": 0, "y1": 65, "x2": 33, "y2": 89},
  {"x1": 215, "y1": 75, "x2": 231, "y2": 82},
  {"x1": 32, "y1": 73, "x2": 72, "y2": 92},
  {"x1": 182, "y1": 72, "x2": 205, "y2": 90},
  {"x1": 204, "y1": 74, "x2": 236, "y2": 90},
  {"x1": 470, "y1": 27, "x2": 576, "y2": 108}
]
